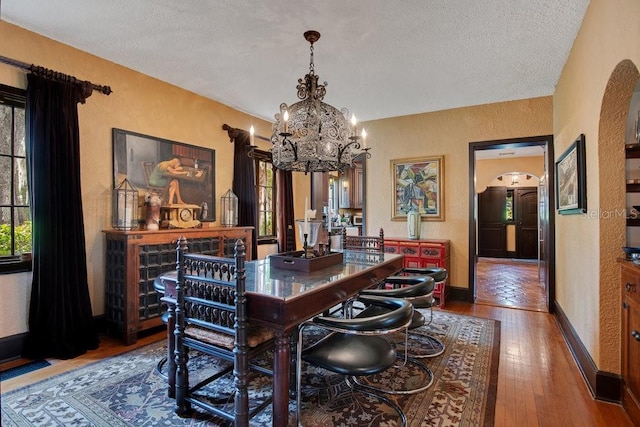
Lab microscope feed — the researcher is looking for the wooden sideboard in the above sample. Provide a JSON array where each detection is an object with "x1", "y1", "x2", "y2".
[
  {"x1": 103, "y1": 227, "x2": 253, "y2": 345},
  {"x1": 619, "y1": 259, "x2": 640, "y2": 425},
  {"x1": 383, "y1": 237, "x2": 450, "y2": 307}
]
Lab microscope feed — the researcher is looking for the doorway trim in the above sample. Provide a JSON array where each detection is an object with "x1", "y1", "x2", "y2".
[{"x1": 468, "y1": 135, "x2": 556, "y2": 312}]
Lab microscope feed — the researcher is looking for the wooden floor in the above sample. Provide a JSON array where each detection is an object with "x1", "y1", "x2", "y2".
[{"x1": 1, "y1": 305, "x2": 633, "y2": 426}]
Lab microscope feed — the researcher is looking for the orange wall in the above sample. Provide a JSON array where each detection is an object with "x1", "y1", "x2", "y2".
[
  {"x1": 0, "y1": 21, "x2": 309, "y2": 337},
  {"x1": 476, "y1": 157, "x2": 544, "y2": 193}
]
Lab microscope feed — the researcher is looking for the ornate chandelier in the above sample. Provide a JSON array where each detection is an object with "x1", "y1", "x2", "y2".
[{"x1": 271, "y1": 30, "x2": 370, "y2": 174}]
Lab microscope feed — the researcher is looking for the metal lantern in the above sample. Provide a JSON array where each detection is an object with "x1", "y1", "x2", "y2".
[
  {"x1": 221, "y1": 189, "x2": 238, "y2": 227},
  {"x1": 113, "y1": 178, "x2": 139, "y2": 230}
]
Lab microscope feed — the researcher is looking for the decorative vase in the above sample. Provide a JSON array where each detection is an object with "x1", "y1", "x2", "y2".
[
  {"x1": 407, "y1": 210, "x2": 420, "y2": 240},
  {"x1": 145, "y1": 192, "x2": 161, "y2": 231}
]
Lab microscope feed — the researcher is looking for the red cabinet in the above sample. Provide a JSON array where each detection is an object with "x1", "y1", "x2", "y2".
[{"x1": 384, "y1": 238, "x2": 450, "y2": 307}]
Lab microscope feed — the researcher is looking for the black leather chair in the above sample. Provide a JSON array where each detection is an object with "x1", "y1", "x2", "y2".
[
  {"x1": 296, "y1": 295, "x2": 412, "y2": 426},
  {"x1": 403, "y1": 266, "x2": 448, "y2": 308},
  {"x1": 325, "y1": 228, "x2": 386, "y2": 316},
  {"x1": 171, "y1": 237, "x2": 275, "y2": 426},
  {"x1": 354, "y1": 275, "x2": 437, "y2": 393},
  {"x1": 378, "y1": 267, "x2": 448, "y2": 358}
]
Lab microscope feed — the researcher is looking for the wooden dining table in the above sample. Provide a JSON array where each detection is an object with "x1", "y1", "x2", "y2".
[{"x1": 158, "y1": 250, "x2": 404, "y2": 426}]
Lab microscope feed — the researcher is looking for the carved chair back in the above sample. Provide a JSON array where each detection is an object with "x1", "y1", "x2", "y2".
[
  {"x1": 173, "y1": 236, "x2": 273, "y2": 424},
  {"x1": 342, "y1": 227, "x2": 385, "y2": 254}
]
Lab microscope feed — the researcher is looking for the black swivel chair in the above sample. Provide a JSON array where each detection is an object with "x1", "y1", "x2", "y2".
[
  {"x1": 354, "y1": 275, "x2": 437, "y2": 393},
  {"x1": 296, "y1": 295, "x2": 412, "y2": 426},
  {"x1": 378, "y1": 267, "x2": 448, "y2": 358}
]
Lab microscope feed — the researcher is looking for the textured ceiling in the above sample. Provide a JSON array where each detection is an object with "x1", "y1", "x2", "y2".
[{"x1": 0, "y1": 0, "x2": 589, "y2": 122}]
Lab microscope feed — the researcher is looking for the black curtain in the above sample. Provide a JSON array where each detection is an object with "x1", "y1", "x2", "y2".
[
  {"x1": 277, "y1": 170, "x2": 295, "y2": 251},
  {"x1": 24, "y1": 74, "x2": 99, "y2": 359},
  {"x1": 227, "y1": 127, "x2": 258, "y2": 259}
]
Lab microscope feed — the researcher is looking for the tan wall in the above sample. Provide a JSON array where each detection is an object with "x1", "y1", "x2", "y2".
[
  {"x1": 553, "y1": 0, "x2": 640, "y2": 374},
  {"x1": 363, "y1": 97, "x2": 552, "y2": 289},
  {"x1": 476, "y1": 157, "x2": 544, "y2": 193},
  {"x1": 4, "y1": 0, "x2": 637, "y2": 378},
  {"x1": 0, "y1": 21, "x2": 310, "y2": 338},
  {"x1": 478, "y1": 157, "x2": 543, "y2": 253}
]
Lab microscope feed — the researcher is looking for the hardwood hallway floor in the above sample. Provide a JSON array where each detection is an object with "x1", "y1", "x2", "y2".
[{"x1": 1, "y1": 304, "x2": 633, "y2": 426}]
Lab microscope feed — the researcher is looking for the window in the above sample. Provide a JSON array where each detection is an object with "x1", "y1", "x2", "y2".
[
  {"x1": 0, "y1": 84, "x2": 31, "y2": 274},
  {"x1": 253, "y1": 150, "x2": 276, "y2": 242},
  {"x1": 505, "y1": 189, "x2": 514, "y2": 222}
]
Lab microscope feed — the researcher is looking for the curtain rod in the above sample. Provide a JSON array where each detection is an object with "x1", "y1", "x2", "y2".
[
  {"x1": 0, "y1": 54, "x2": 112, "y2": 97},
  {"x1": 222, "y1": 123, "x2": 270, "y2": 142}
]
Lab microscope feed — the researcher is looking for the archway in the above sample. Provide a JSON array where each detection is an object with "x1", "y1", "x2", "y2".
[{"x1": 597, "y1": 59, "x2": 639, "y2": 373}]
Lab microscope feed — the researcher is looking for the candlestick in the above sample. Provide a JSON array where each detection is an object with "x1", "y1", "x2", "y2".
[
  {"x1": 249, "y1": 125, "x2": 255, "y2": 146},
  {"x1": 361, "y1": 128, "x2": 367, "y2": 149},
  {"x1": 304, "y1": 197, "x2": 309, "y2": 234},
  {"x1": 303, "y1": 233, "x2": 308, "y2": 259}
]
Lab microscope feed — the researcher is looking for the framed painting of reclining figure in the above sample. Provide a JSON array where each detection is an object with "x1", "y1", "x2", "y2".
[{"x1": 112, "y1": 128, "x2": 216, "y2": 222}]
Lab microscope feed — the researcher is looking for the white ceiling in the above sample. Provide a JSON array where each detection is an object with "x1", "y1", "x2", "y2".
[{"x1": 0, "y1": 0, "x2": 589, "y2": 123}]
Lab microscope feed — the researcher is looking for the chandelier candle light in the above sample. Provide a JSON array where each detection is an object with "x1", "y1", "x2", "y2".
[{"x1": 271, "y1": 30, "x2": 371, "y2": 174}]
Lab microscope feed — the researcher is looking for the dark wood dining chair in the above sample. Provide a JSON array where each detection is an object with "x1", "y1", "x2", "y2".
[
  {"x1": 341, "y1": 227, "x2": 385, "y2": 254},
  {"x1": 172, "y1": 236, "x2": 275, "y2": 426}
]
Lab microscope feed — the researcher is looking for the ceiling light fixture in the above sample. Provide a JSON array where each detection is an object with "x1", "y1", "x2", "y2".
[{"x1": 271, "y1": 30, "x2": 370, "y2": 174}]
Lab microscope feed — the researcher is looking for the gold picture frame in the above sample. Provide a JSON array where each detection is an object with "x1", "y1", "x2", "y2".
[
  {"x1": 391, "y1": 155, "x2": 444, "y2": 221},
  {"x1": 112, "y1": 128, "x2": 216, "y2": 221}
]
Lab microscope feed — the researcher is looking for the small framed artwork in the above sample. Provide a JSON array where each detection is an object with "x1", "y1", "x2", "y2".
[
  {"x1": 555, "y1": 134, "x2": 586, "y2": 215},
  {"x1": 112, "y1": 128, "x2": 216, "y2": 221},
  {"x1": 391, "y1": 156, "x2": 444, "y2": 221}
]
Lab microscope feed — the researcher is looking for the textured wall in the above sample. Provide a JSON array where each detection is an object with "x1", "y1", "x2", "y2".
[
  {"x1": 363, "y1": 97, "x2": 553, "y2": 288},
  {"x1": 0, "y1": 21, "x2": 297, "y2": 338},
  {"x1": 553, "y1": 0, "x2": 640, "y2": 373},
  {"x1": 476, "y1": 156, "x2": 544, "y2": 193}
]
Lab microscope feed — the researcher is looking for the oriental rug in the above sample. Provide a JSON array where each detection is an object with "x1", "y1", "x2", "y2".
[{"x1": 1, "y1": 310, "x2": 500, "y2": 426}]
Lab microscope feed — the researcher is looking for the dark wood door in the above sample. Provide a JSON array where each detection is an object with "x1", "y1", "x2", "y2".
[
  {"x1": 538, "y1": 180, "x2": 547, "y2": 284},
  {"x1": 516, "y1": 187, "x2": 538, "y2": 259},
  {"x1": 478, "y1": 187, "x2": 507, "y2": 257}
]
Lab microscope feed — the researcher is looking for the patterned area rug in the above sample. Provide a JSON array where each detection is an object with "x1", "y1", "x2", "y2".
[{"x1": 1, "y1": 310, "x2": 500, "y2": 426}]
